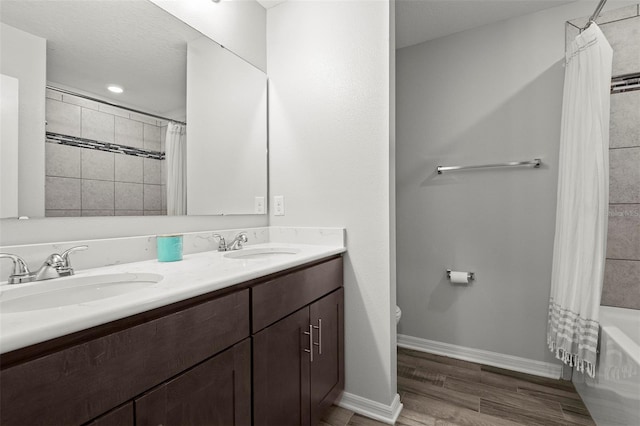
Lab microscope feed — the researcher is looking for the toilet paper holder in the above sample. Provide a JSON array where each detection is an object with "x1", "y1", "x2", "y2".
[{"x1": 446, "y1": 269, "x2": 475, "y2": 282}]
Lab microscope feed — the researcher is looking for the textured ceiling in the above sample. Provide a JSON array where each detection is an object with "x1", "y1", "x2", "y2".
[
  {"x1": 2, "y1": 0, "x2": 576, "y2": 112},
  {"x1": 396, "y1": 0, "x2": 575, "y2": 49},
  {"x1": 0, "y1": 0, "x2": 203, "y2": 116},
  {"x1": 257, "y1": 0, "x2": 574, "y2": 49}
]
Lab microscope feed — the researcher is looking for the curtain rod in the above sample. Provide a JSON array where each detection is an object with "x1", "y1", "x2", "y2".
[
  {"x1": 46, "y1": 85, "x2": 187, "y2": 126},
  {"x1": 583, "y1": 0, "x2": 608, "y2": 29}
]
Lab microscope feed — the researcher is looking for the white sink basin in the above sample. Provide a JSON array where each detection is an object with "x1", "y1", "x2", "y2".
[
  {"x1": 224, "y1": 247, "x2": 301, "y2": 260},
  {"x1": 0, "y1": 273, "x2": 163, "y2": 313}
]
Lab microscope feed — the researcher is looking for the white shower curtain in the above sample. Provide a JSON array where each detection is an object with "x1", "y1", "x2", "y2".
[
  {"x1": 547, "y1": 23, "x2": 612, "y2": 378},
  {"x1": 166, "y1": 123, "x2": 187, "y2": 216}
]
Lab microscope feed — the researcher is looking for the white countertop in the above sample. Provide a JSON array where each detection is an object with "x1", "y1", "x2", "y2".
[{"x1": 0, "y1": 242, "x2": 345, "y2": 354}]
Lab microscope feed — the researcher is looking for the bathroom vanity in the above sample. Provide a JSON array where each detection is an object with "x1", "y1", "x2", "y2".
[{"x1": 0, "y1": 246, "x2": 344, "y2": 426}]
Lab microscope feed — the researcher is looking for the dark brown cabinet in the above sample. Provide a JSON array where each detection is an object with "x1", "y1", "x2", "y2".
[
  {"x1": 85, "y1": 403, "x2": 134, "y2": 426},
  {"x1": 0, "y1": 289, "x2": 250, "y2": 426},
  {"x1": 253, "y1": 308, "x2": 312, "y2": 426},
  {"x1": 309, "y1": 289, "x2": 344, "y2": 424},
  {"x1": 0, "y1": 255, "x2": 343, "y2": 426},
  {"x1": 252, "y1": 257, "x2": 344, "y2": 426},
  {"x1": 136, "y1": 339, "x2": 251, "y2": 426}
]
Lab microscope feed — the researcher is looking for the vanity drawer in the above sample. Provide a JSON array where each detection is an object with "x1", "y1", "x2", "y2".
[
  {"x1": 0, "y1": 289, "x2": 249, "y2": 426},
  {"x1": 252, "y1": 257, "x2": 343, "y2": 332}
]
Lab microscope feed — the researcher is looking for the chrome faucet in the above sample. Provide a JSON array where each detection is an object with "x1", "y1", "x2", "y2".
[
  {"x1": 0, "y1": 245, "x2": 88, "y2": 284},
  {"x1": 0, "y1": 254, "x2": 33, "y2": 284},
  {"x1": 35, "y1": 246, "x2": 88, "y2": 281},
  {"x1": 212, "y1": 232, "x2": 248, "y2": 252},
  {"x1": 212, "y1": 234, "x2": 228, "y2": 251},
  {"x1": 228, "y1": 232, "x2": 248, "y2": 251}
]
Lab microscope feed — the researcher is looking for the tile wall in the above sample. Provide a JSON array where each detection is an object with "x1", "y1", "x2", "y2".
[
  {"x1": 45, "y1": 89, "x2": 168, "y2": 217},
  {"x1": 568, "y1": 5, "x2": 640, "y2": 309}
]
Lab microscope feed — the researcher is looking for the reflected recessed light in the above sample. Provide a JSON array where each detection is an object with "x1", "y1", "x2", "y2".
[{"x1": 107, "y1": 85, "x2": 124, "y2": 94}]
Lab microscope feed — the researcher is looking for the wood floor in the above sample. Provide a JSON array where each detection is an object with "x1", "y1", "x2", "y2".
[{"x1": 321, "y1": 347, "x2": 596, "y2": 426}]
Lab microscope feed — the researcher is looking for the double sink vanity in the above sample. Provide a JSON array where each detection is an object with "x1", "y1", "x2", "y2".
[{"x1": 0, "y1": 228, "x2": 346, "y2": 426}]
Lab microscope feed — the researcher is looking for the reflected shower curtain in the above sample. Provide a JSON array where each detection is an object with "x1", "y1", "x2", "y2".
[
  {"x1": 166, "y1": 123, "x2": 187, "y2": 216},
  {"x1": 547, "y1": 23, "x2": 612, "y2": 378}
]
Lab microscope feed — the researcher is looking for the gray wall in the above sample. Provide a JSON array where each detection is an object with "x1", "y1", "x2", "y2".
[
  {"x1": 568, "y1": 7, "x2": 640, "y2": 310},
  {"x1": 396, "y1": 1, "x2": 632, "y2": 364}
]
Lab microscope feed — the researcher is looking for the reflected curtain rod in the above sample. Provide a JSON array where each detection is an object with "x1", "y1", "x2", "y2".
[{"x1": 46, "y1": 85, "x2": 187, "y2": 126}]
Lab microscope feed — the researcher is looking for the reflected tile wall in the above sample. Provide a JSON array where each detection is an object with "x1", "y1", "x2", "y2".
[
  {"x1": 81, "y1": 109, "x2": 114, "y2": 144},
  {"x1": 45, "y1": 177, "x2": 81, "y2": 210},
  {"x1": 46, "y1": 143, "x2": 81, "y2": 178},
  {"x1": 46, "y1": 99, "x2": 81, "y2": 137},
  {"x1": 45, "y1": 90, "x2": 167, "y2": 217},
  {"x1": 115, "y1": 116, "x2": 144, "y2": 148}
]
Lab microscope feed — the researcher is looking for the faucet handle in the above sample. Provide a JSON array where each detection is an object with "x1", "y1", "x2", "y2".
[
  {"x1": 212, "y1": 234, "x2": 227, "y2": 251},
  {"x1": 60, "y1": 245, "x2": 88, "y2": 271},
  {"x1": 0, "y1": 253, "x2": 33, "y2": 284},
  {"x1": 236, "y1": 231, "x2": 249, "y2": 245},
  {"x1": 44, "y1": 253, "x2": 65, "y2": 266},
  {"x1": 228, "y1": 232, "x2": 249, "y2": 251}
]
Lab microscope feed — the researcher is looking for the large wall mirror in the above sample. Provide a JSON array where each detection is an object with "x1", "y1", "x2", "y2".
[{"x1": 0, "y1": 0, "x2": 267, "y2": 218}]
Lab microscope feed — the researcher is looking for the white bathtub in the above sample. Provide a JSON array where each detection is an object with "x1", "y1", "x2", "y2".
[{"x1": 573, "y1": 306, "x2": 640, "y2": 425}]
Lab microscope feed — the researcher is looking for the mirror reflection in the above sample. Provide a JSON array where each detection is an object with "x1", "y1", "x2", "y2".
[{"x1": 0, "y1": 0, "x2": 267, "y2": 218}]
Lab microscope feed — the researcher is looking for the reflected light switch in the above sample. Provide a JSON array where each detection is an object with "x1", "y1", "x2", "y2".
[{"x1": 254, "y1": 196, "x2": 265, "y2": 214}]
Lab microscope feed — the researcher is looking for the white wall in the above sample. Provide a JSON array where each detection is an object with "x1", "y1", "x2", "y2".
[
  {"x1": 0, "y1": 75, "x2": 19, "y2": 218},
  {"x1": 0, "y1": 24, "x2": 46, "y2": 218},
  {"x1": 396, "y1": 1, "x2": 619, "y2": 366},
  {"x1": 267, "y1": 0, "x2": 396, "y2": 410},
  {"x1": 389, "y1": 0, "x2": 398, "y2": 402},
  {"x1": 149, "y1": 0, "x2": 267, "y2": 72},
  {"x1": 187, "y1": 36, "x2": 267, "y2": 215}
]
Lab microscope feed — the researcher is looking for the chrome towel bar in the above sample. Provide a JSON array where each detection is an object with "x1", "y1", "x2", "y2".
[{"x1": 436, "y1": 158, "x2": 542, "y2": 175}]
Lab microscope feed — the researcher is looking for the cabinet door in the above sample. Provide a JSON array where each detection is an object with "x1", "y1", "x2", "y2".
[
  {"x1": 85, "y1": 402, "x2": 134, "y2": 426},
  {"x1": 135, "y1": 339, "x2": 251, "y2": 426},
  {"x1": 310, "y1": 288, "x2": 344, "y2": 425},
  {"x1": 252, "y1": 257, "x2": 343, "y2": 332},
  {"x1": 253, "y1": 307, "x2": 311, "y2": 426}
]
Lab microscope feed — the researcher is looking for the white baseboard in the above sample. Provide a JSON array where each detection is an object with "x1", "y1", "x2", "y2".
[
  {"x1": 398, "y1": 334, "x2": 562, "y2": 379},
  {"x1": 336, "y1": 392, "x2": 403, "y2": 424}
]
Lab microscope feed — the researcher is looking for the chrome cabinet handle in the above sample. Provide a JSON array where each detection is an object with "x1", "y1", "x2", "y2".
[
  {"x1": 304, "y1": 324, "x2": 313, "y2": 362},
  {"x1": 313, "y1": 319, "x2": 322, "y2": 355}
]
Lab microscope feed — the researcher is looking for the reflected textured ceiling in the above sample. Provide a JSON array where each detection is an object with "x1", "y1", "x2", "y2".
[
  {"x1": 256, "y1": 0, "x2": 288, "y2": 8},
  {"x1": 0, "y1": 0, "x2": 203, "y2": 115}
]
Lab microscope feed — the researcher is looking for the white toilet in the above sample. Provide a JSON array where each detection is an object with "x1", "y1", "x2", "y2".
[{"x1": 395, "y1": 305, "x2": 402, "y2": 325}]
